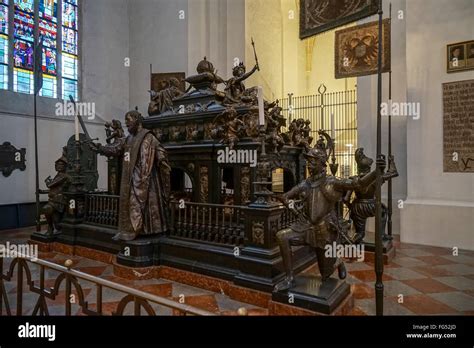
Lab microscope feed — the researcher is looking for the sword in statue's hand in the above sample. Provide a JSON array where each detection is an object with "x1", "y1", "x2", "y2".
[
  {"x1": 69, "y1": 95, "x2": 97, "y2": 144},
  {"x1": 251, "y1": 37, "x2": 260, "y2": 71}
]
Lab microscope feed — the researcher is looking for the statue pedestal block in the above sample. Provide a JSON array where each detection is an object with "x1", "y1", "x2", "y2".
[
  {"x1": 30, "y1": 231, "x2": 61, "y2": 244},
  {"x1": 116, "y1": 235, "x2": 163, "y2": 268},
  {"x1": 272, "y1": 274, "x2": 351, "y2": 315}
]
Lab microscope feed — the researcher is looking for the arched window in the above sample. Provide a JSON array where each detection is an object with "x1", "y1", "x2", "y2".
[{"x1": 0, "y1": 0, "x2": 78, "y2": 99}]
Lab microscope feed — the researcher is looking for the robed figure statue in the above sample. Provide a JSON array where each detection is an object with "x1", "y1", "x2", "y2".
[{"x1": 90, "y1": 110, "x2": 171, "y2": 241}]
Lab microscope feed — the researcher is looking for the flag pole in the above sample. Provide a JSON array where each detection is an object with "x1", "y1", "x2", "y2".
[
  {"x1": 374, "y1": 0, "x2": 385, "y2": 316},
  {"x1": 387, "y1": 3, "x2": 393, "y2": 240},
  {"x1": 34, "y1": 37, "x2": 43, "y2": 232}
]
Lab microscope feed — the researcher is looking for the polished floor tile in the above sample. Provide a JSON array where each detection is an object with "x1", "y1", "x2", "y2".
[
  {"x1": 428, "y1": 292, "x2": 474, "y2": 312},
  {"x1": 402, "y1": 278, "x2": 457, "y2": 294},
  {"x1": 400, "y1": 294, "x2": 456, "y2": 314}
]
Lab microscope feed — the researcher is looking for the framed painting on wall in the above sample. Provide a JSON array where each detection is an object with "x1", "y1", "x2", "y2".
[
  {"x1": 447, "y1": 40, "x2": 474, "y2": 73},
  {"x1": 334, "y1": 18, "x2": 391, "y2": 79},
  {"x1": 300, "y1": 0, "x2": 379, "y2": 39}
]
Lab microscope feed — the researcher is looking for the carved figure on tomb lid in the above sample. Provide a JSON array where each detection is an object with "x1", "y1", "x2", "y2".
[
  {"x1": 223, "y1": 61, "x2": 259, "y2": 105},
  {"x1": 212, "y1": 107, "x2": 245, "y2": 150},
  {"x1": 148, "y1": 77, "x2": 184, "y2": 116},
  {"x1": 265, "y1": 103, "x2": 286, "y2": 153},
  {"x1": 185, "y1": 57, "x2": 225, "y2": 92}
]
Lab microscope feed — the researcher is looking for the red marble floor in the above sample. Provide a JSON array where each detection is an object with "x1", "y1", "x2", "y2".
[{"x1": 1, "y1": 227, "x2": 474, "y2": 316}]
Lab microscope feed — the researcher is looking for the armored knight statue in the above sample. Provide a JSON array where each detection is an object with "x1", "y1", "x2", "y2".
[
  {"x1": 90, "y1": 110, "x2": 171, "y2": 241},
  {"x1": 39, "y1": 155, "x2": 71, "y2": 236},
  {"x1": 274, "y1": 133, "x2": 387, "y2": 291},
  {"x1": 344, "y1": 148, "x2": 399, "y2": 244}
]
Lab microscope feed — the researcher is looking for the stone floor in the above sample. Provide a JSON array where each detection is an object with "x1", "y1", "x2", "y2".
[{"x1": 1, "y1": 227, "x2": 473, "y2": 316}]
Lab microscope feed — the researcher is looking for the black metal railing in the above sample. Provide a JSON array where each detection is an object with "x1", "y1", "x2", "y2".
[
  {"x1": 280, "y1": 86, "x2": 358, "y2": 178},
  {"x1": 170, "y1": 201, "x2": 245, "y2": 246},
  {"x1": 0, "y1": 255, "x2": 214, "y2": 316},
  {"x1": 84, "y1": 194, "x2": 120, "y2": 227}
]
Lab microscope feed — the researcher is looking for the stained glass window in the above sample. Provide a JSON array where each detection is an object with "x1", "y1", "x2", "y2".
[
  {"x1": 39, "y1": 19, "x2": 56, "y2": 47},
  {"x1": 0, "y1": 34, "x2": 7, "y2": 64},
  {"x1": 14, "y1": 68, "x2": 33, "y2": 93},
  {"x1": 0, "y1": 0, "x2": 6, "y2": 90},
  {"x1": 4, "y1": 0, "x2": 79, "y2": 97},
  {"x1": 62, "y1": 77, "x2": 76, "y2": 100},
  {"x1": 42, "y1": 46, "x2": 56, "y2": 75},
  {"x1": 14, "y1": 11, "x2": 34, "y2": 42},
  {"x1": 0, "y1": 4, "x2": 8, "y2": 34},
  {"x1": 40, "y1": 73, "x2": 56, "y2": 97},
  {"x1": 0, "y1": 64, "x2": 7, "y2": 89},
  {"x1": 13, "y1": 39, "x2": 33, "y2": 69},
  {"x1": 62, "y1": 26, "x2": 76, "y2": 54},
  {"x1": 14, "y1": 0, "x2": 33, "y2": 14},
  {"x1": 62, "y1": 2, "x2": 76, "y2": 29},
  {"x1": 62, "y1": 52, "x2": 76, "y2": 79},
  {"x1": 39, "y1": 0, "x2": 57, "y2": 23},
  {"x1": 61, "y1": 0, "x2": 77, "y2": 100}
]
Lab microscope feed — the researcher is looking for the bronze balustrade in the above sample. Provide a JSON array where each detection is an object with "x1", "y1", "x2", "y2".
[
  {"x1": 84, "y1": 194, "x2": 120, "y2": 227},
  {"x1": 170, "y1": 201, "x2": 245, "y2": 246}
]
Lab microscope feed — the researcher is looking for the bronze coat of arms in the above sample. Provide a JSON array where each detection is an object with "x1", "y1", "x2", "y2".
[
  {"x1": 334, "y1": 18, "x2": 391, "y2": 79},
  {"x1": 300, "y1": 0, "x2": 379, "y2": 39}
]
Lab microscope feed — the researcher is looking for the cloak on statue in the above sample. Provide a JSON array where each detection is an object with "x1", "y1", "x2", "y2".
[{"x1": 100, "y1": 128, "x2": 170, "y2": 237}]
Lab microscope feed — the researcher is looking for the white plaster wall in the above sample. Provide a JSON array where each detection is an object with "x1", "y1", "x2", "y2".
[
  {"x1": 0, "y1": 0, "x2": 130, "y2": 204},
  {"x1": 401, "y1": 0, "x2": 474, "y2": 250},
  {"x1": 188, "y1": 0, "x2": 245, "y2": 84},
  {"x1": 128, "y1": 0, "x2": 189, "y2": 113}
]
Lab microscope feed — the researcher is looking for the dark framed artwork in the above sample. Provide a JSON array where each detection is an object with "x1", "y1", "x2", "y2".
[
  {"x1": 0, "y1": 142, "x2": 26, "y2": 177},
  {"x1": 300, "y1": 0, "x2": 379, "y2": 39},
  {"x1": 334, "y1": 18, "x2": 391, "y2": 79},
  {"x1": 447, "y1": 40, "x2": 474, "y2": 73},
  {"x1": 151, "y1": 72, "x2": 186, "y2": 94}
]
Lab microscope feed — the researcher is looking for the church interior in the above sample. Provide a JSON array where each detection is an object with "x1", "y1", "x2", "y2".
[{"x1": 0, "y1": 0, "x2": 473, "y2": 323}]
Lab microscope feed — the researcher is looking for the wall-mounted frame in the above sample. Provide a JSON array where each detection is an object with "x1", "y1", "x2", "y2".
[
  {"x1": 300, "y1": 0, "x2": 379, "y2": 39},
  {"x1": 0, "y1": 142, "x2": 26, "y2": 177},
  {"x1": 334, "y1": 18, "x2": 391, "y2": 79},
  {"x1": 447, "y1": 40, "x2": 474, "y2": 73}
]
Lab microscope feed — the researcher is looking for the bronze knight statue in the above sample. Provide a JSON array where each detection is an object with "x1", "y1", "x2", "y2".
[
  {"x1": 274, "y1": 134, "x2": 387, "y2": 291},
  {"x1": 344, "y1": 148, "x2": 398, "y2": 244},
  {"x1": 39, "y1": 155, "x2": 71, "y2": 236}
]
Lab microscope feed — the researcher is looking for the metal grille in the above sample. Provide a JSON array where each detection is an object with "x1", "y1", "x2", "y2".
[{"x1": 280, "y1": 85, "x2": 358, "y2": 178}]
